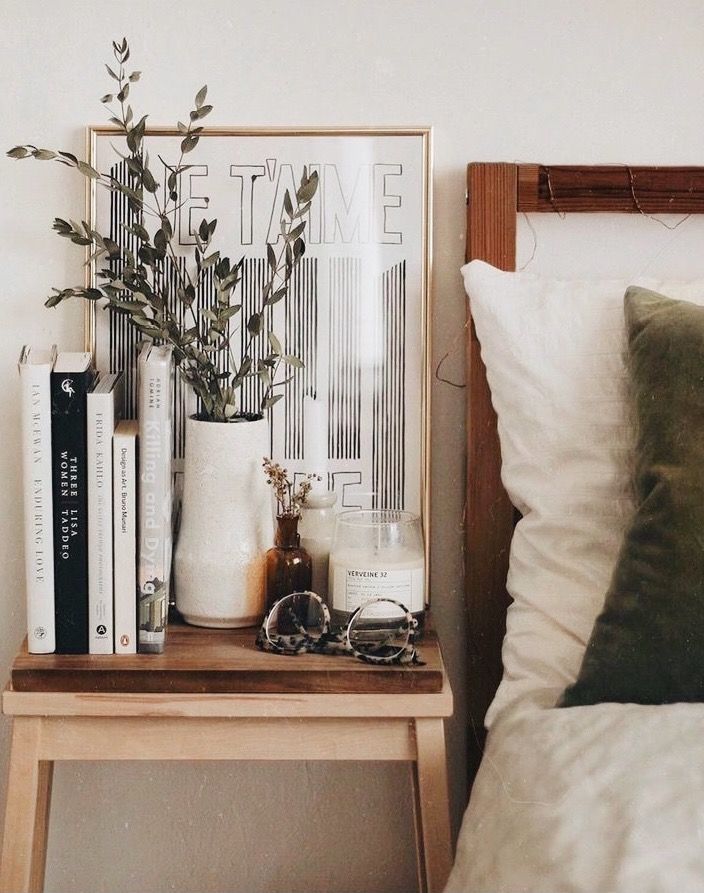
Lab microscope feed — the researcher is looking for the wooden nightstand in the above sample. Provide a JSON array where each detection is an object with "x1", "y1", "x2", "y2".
[{"x1": 0, "y1": 621, "x2": 453, "y2": 893}]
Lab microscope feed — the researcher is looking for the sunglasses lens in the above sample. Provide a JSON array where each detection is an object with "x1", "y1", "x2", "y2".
[
  {"x1": 348, "y1": 600, "x2": 410, "y2": 659},
  {"x1": 266, "y1": 592, "x2": 325, "y2": 642}
]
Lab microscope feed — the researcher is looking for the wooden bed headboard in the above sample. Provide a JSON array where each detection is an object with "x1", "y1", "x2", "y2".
[{"x1": 465, "y1": 162, "x2": 704, "y2": 758}]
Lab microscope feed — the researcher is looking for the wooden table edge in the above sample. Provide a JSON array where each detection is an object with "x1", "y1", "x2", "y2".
[{"x1": 2, "y1": 676, "x2": 453, "y2": 718}]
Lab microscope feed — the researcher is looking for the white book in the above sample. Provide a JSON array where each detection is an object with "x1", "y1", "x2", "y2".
[
  {"x1": 137, "y1": 344, "x2": 173, "y2": 653},
  {"x1": 18, "y1": 345, "x2": 57, "y2": 653},
  {"x1": 113, "y1": 419, "x2": 138, "y2": 654},
  {"x1": 87, "y1": 372, "x2": 124, "y2": 654}
]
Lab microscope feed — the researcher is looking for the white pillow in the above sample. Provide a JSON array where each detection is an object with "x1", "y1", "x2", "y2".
[{"x1": 463, "y1": 261, "x2": 704, "y2": 725}]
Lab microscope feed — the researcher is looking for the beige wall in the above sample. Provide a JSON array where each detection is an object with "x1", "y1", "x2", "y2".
[{"x1": 2, "y1": 1, "x2": 704, "y2": 889}]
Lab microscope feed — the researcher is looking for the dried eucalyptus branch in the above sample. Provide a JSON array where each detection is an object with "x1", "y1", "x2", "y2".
[{"x1": 8, "y1": 37, "x2": 319, "y2": 422}]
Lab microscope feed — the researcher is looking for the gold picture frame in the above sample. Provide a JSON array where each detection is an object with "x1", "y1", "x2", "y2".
[{"x1": 83, "y1": 125, "x2": 433, "y2": 597}]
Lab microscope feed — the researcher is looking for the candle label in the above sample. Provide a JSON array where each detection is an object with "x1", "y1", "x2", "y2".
[{"x1": 333, "y1": 566, "x2": 425, "y2": 614}]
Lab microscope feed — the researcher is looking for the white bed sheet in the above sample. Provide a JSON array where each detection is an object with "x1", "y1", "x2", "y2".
[{"x1": 446, "y1": 694, "x2": 704, "y2": 893}]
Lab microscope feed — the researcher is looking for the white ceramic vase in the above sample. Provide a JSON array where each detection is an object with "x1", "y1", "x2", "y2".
[{"x1": 174, "y1": 416, "x2": 274, "y2": 628}]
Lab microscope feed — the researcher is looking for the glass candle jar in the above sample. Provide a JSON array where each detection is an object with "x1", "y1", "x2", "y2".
[{"x1": 328, "y1": 510, "x2": 425, "y2": 625}]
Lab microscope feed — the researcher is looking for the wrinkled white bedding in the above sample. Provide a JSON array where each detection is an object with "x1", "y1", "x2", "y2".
[{"x1": 446, "y1": 693, "x2": 704, "y2": 893}]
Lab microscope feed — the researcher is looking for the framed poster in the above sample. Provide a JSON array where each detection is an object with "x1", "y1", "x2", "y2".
[{"x1": 85, "y1": 125, "x2": 432, "y2": 561}]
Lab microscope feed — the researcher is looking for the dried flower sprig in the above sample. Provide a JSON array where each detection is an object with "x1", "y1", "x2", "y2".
[{"x1": 262, "y1": 457, "x2": 320, "y2": 518}]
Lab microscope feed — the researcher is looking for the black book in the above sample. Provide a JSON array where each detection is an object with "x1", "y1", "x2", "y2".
[{"x1": 51, "y1": 352, "x2": 96, "y2": 653}]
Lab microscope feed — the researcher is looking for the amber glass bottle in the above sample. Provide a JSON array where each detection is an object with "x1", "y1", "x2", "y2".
[{"x1": 265, "y1": 514, "x2": 313, "y2": 610}]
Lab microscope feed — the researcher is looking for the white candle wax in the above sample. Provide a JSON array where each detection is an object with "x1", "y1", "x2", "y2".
[{"x1": 328, "y1": 546, "x2": 425, "y2": 615}]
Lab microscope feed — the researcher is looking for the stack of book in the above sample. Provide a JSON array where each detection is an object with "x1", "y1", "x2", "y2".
[{"x1": 18, "y1": 343, "x2": 173, "y2": 655}]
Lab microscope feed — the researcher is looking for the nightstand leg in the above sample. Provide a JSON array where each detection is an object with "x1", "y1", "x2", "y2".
[
  {"x1": 414, "y1": 718, "x2": 453, "y2": 893},
  {"x1": 0, "y1": 717, "x2": 53, "y2": 893},
  {"x1": 409, "y1": 762, "x2": 428, "y2": 893}
]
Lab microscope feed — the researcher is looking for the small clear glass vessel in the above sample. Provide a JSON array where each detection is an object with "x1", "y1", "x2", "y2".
[{"x1": 298, "y1": 490, "x2": 338, "y2": 604}]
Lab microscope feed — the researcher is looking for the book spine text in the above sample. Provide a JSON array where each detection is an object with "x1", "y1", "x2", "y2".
[
  {"x1": 114, "y1": 426, "x2": 137, "y2": 653},
  {"x1": 19, "y1": 361, "x2": 56, "y2": 652},
  {"x1": 51, "y1": 370, "x2": 92, "y2": 653}
]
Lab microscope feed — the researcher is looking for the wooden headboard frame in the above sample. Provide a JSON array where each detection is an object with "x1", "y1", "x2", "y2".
[{"x1": 465, "y1": 162, "x2": 704, "y2": 750}]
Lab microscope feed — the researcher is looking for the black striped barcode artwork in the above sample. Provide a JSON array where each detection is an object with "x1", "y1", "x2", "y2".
[
  {"x1": 101, "y1": 161, "x2": 409, "y2": 511},
  {"x1": 328, "y1": 257, "x2": 362, "y2": 462},
  {"x1": 285, "y1": 258, "x2": 318, "y2": 461},
  {"x1": 372, "y1": 260, "x2": 406, "y2": 510}
]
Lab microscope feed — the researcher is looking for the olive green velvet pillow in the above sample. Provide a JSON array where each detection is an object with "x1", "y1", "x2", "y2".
[{"x1": 560, "y1": 285, "x2": 704, "y2": 707}]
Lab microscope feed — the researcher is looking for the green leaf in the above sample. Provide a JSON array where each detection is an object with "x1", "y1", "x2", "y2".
[
  {"x1": 133, "y1": 114, "x2": 148, "y2": 138},
  {"x1": 139, "y1": 245, "x2": 156, "y2": 266},
  {"x1": 283, "y1": 189, "x2": 293, "y2": 217},
  {"x1": 195, "y1": 85, "x2": 208, "y2": 108},
  {"x1": 269, "y1": 286, "x2": 288, "y2": 305},
  {"x1": 142, "y1": 167, "x2": 158, "y2": 193},
  {"x1": 220, "y1": 304, "x2": 241, "y2": 320},
  {"x1": 126, "y1": 156, "x2": 142, "y2": 176},
  {"x1": 100, "y1": 94, "x2": 114, "y2": 104},
  {"x1": 109, "y1": 178, "x2": 141, "y2": 203},
  {"x1": 224, "y1": 403, "x2": 237, "y2": 419},
  {"x1": 128, "y1": 71, "x2": 141, "y2": 82},
  {"x1": 287, "y1": 220, "x2": 306, "y2": 241},
  {"x1": 268, "y1": 332, "x2": 282, "y2": 354},
  {"x1": 181, "y1": 134, "x2": 199, "y2": 154},
  {"x1": 118, "y1": 300, "x2": 148, "y2": 314},
  {"x1": 153, "y1": 229, "x2": 167, "y2": 254},
  {"x1": 103, "y1": 237, "x2": 121, "y2": 257},
  {"x1": 282, "y1": 354, "x2": 304, "y2": 368},
  {"x1": 222, "y1": 270, "x2": 240, "y2": 290},
  {"x1": 105, "y1": 64, "x2": 120, "y2": 80},
  {"x1": 297, "y1": 171, "x2": 319, "y2": 204},
  {"x1": 263, "y1": 394, "x2": 283, "y2": 409},
  {"x1": 7, "y1": 146, "x2": 29, "y2": 159},
  {"x1": 190, "y1": 105, "x2": 212, "y2": 121},
  {"x1": 266, "y1": 243, "x2": 276, "y2": 270},
  {"x1": 77, "y1": 160, "x2": 101, "y2": 179},
  {"x1": 125, "y1": 222, "x2": 149, "y2": 242},
  {"x1": 247, "y1": 312, "x2": 262, "y2": 336}
]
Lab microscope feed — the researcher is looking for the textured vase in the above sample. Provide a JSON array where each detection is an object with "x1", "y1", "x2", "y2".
[{"x1": 174, "y1": 416, "x2": 274, "y2": 627}]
